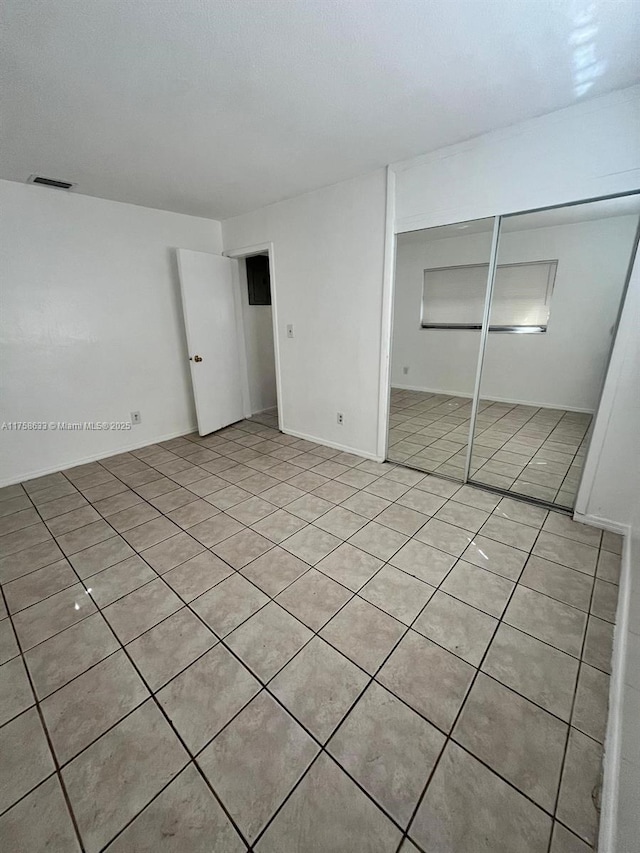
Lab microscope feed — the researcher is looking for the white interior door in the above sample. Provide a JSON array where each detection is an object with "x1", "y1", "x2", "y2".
[{"x1": 177, "y1": 249, "x2": 244, "y2": 436}]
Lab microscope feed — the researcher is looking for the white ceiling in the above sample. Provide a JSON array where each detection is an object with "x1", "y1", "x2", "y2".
[{"x1": 2, "y1": 0, "x2": 639, "y2": 220}]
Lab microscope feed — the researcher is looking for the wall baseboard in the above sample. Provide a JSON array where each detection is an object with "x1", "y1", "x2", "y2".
[
  {"x1": 598, "y1": 526, "x2": 632, "y2": 853},
  {"x1": 0, "y1": 423, "x2": 197, "y2": 488},
  {"x1": 282, "y1": 427, "x2": 381, "y2": 462},
  {"x1": 391, "y1": 383, "x2": 595, "y2": 414},
  {"x1": 572, "y1": 512, "x2": 629, "y2": 535}
]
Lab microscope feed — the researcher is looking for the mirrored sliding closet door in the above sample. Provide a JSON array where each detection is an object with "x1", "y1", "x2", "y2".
[
  {"x1": 387, "y1": 217, "x2": 496, "y2": 479},
  {"x1": 387, "y1": 191, "x2": 640, "y2": 511},
  {"x1": 468, "y1": 194, "x2": 640, "y2": 509}
]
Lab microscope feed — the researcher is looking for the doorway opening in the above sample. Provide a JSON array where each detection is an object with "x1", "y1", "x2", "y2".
[
  {"x1": 231, "y1": 247, "x2": 281, "y2": 431},
  {"x1": 177, "y1": 243, "x2": 282, "y2": 437}
]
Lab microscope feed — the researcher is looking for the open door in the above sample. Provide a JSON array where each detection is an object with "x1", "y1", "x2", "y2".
[{"x1": 177, "y1": 249, "x2": 245, "y2": 436}]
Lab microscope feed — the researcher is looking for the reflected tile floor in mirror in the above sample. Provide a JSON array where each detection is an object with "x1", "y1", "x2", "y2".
[
  {"x1": 388, "y1": 388, "x2": 591, "y2": 507},
  {"x1": 0, "y1": 419, "x2": 620, "y2": 852}
]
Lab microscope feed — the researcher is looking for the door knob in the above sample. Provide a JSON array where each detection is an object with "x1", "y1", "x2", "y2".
[{"x1": 190, "y1": 355, "x2": 203, "y2": 363}]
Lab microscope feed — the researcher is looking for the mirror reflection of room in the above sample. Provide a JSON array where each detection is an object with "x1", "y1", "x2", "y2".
[
  {"x1": 388, "y1": 195, "x2": 640, "y2": 510},
  {"x1": 388, "y1": 217, "x2": 495, "y2": 479},
  {"x1": 470, "y1": 196, "x2": 640, "y2": 508}
]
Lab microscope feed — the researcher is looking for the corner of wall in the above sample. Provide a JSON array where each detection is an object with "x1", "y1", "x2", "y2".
[{"x1": 598, "y1": 524, "x2": 634, "y2": 852}]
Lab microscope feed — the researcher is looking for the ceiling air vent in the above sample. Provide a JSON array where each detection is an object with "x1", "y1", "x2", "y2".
[{"x1": 27, "y1": 175, "x2": 75, "y2": 190}]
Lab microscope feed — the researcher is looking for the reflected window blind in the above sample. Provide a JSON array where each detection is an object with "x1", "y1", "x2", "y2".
[{"x1": 421, "y1": 260, "x2": 557, "y2": 331}]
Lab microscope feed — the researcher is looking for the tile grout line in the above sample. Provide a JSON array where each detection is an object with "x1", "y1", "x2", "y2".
[
  {"x1": 26, "y1": 485, "x2": 257, "y2": 853},
  {"x1": 395, "y1": 513, "x2": 603, "y2": 852},
  {"x1": 544, "y1": 533, "x2": 606, "y2": 853},
  {"x1": 389, "y1": 391, "x2": 588, "y2": 507},
  {"x1": 393, "y1": 520, "x2": 551, "y2": 852},
  {"x1": 3, "y1": 433, "x2": 612, "y2": 689},
  {"x1": 55, "y1": 479, "x2": 410, "y2": 850},
  {"x1": 2, "y1": 412, "x2": 603, "y2": 569},
  {"x1": 79, "y1": 445, "x2": 610, "y2": 692},
  {"x1": 3, "y1": 513, "x2": 611, "y2": 733},
  {"x1": 31, "y1": 452, "x2": 460, "y2": 847},
  {"x1": 2, "y1": 433, "x2": 612, "y2": 672},
  {"x1": 476, "y1": 405, "x2": 588, "y2": 504},
  {"x1": 7, "y1": 446, "x2": 305, "y2": 847},
  {"x1": 0, "y1": 419, "x2": 615, "y2": 850},
  {"x1": 23, "y1": 450, "x2": 420, "y2": 848},
  {"x1": 0, "y1": 559, "x2": 87, "y2": 850}
]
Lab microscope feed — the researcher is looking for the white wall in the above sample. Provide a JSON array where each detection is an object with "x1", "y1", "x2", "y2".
[
  {"x1": 391, "y1": 216, "x2": 638, "y2": 410},
  {"x1": 237, "y1": 259, "x2": 277, "y2": 415},
  {"x1": 222, "y1": 170, "x2": 387, "y2": 458},
  {"x1": 0, "y1": 180, "x2": 222, "y2": 485},
  {"x1": 573, "y1": 255, "x2": 640, "y2": 852},
  {"x1": 577, "y1": 250, "x2": 640, "y2": 527},
  {"x1": 394, "y1": 85, "x2": 640, "y2": 232}
]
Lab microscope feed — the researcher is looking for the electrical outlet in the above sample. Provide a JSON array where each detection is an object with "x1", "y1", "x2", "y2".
[
  {"x1": 337, "y1": 412, "x2": 344, "y2": 425},
  {"x1": 286, "y1": 324, "x2": 294, "y2": 338},
  {"x1": 403, "y1": 366, "x2": 409, "y2": 375},
  {"x1": 131, "y1": 411, "x2": 141, "y2": 425}
]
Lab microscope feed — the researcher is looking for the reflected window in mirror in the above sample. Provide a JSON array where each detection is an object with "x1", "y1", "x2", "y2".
[{"x1": 421, "y1": 259, "x2": 556, "y2": 332}]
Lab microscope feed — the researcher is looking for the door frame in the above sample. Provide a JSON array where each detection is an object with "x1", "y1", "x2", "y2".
[{"x1": 223, "y1": 242, "x2": 283, "y2": 433}]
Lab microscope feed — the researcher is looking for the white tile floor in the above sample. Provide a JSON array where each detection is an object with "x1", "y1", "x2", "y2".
[
  {"x1": 0, "y1": 417, "x2": 620, "y2": 852},
  {"x1": 388, "y1": 389, "x2": 591, "y2": 508}
]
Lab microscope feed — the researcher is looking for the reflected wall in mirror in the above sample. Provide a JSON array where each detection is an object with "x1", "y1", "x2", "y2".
[
  {"x1": 469, "y1": 194, "x2": 640, "y2": 508},
  {"x1": 387, "y1": 217, "x2": 495, "y2": 478}
]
